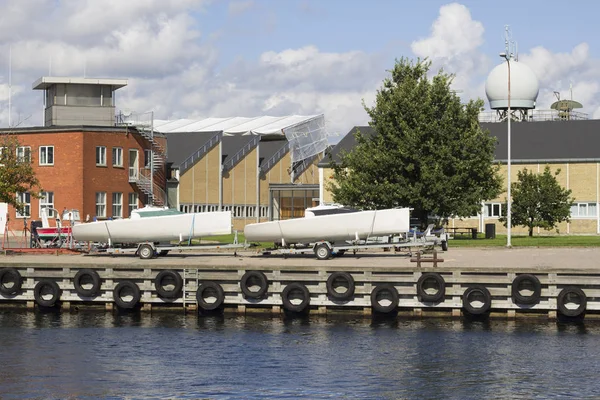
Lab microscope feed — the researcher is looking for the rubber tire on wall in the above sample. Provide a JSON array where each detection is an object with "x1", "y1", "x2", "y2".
[
  {"x1": 240, "y1": 271, "x2": 268, "y2": 299},
  {"x1": 370, "y1": 284, "x2": 399, "y2": 314},
  {"x1": 0, "y1": 267, "x2": 22, "y2": 295},
  {"x1": 557, "y1": 286, "x2": 587, "y2": 318},
  {"x1": 462, "y1": 285, "x2": 492, "y2": 315},
  {"x1": 281, "y1": 283, "x2": 310, "y2": 313},
  {"x1": 34, "y1": 279, "x2": 61, "y2": 308},
  {"x1": 113, "y1": 281, "x2": 141, "y2": 309},
  {"x1": 196, "y1": 281, "x2": 225, "y2": 311},
  {"x1": 74, "y1": 269, "x2": 101, "y2": 297},
  {"x1": 417, "y1": 272, "x2": 446, "y2": 303},
  {"x1": 154, "y1": 270, "x2": 183, "y2": 299},
  {"x1": 326, "y1": 272, "x2": 355, "y2": 301},
  {"x1": 511, "y1": 274, "x2": 542, "y2": 305}
]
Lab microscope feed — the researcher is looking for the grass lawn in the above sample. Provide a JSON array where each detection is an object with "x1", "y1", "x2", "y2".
[{"x1": 449, "y1": 234, "x2": 600, "y2": 248}]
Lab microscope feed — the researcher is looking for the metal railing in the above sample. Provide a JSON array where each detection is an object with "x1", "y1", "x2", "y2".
[
  {"x1": 222, "y1": 136, "x2": 260, "y2": 172},
  {"x1": 180, "y1": 132, "x2": 222, "y2": 174},
  {"x1": 478, "y1": 109, "x2": 589, "y2": 123},
  {"x1": 260, "y1": 142, "x2": 290, "y2": 176}
]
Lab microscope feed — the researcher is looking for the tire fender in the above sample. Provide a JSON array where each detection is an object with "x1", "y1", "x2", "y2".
[
  {"x1": 326, "y1": 272, "x2": 355, "y2": 301},
  {"x1": 281, "y1": 283, "x2": 310, "y2": 312},
  {"x1": 370, "y1": 284, "x2": 399, "y2": 313},
  {"x1": 240, "y1": 271, "x2": 268, "y2": 299},
  {"x1": 417, "y1": 272, "x2": 446, "y2": 303},
  {"x1": 74, "y1": 269, "x2": 102, "y2": 297},
  {"x1": 511, "y1": 274, "x2": 541, "y2": 305},
  {"x1": 0, "y1": 267, "x2": 22, "y2": 295},
  {"x1": 462, "y1": 285, "x2": 492, "y2": 315},
  {"x1": 196, "y1": 281, "x2": 225, "y2": 311},
  {"x1": 154, "y1": 270, "x2": 183, "y2": 299},
  {"x1": 34, "y1": 279, "x2": 61, "y2": 308},
  {"x1": 113, "y1": 281, "x2": 141, "y2": 309}
]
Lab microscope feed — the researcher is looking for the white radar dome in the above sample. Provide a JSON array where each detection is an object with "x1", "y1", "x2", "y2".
[{"x1": 485, "y1": 60, "x2": 539, "y2": 109}]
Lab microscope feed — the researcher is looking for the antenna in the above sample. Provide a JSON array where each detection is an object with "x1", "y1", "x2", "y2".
[
  {"x1": 49, "y1": 55, "x2": 52, "y2": 75},
  {"x1": 503, "y1": 25, "x2": 517, "y2": 61},
  {"x1": 8, "y1": 45, "x2": 11, "y2": 127}
]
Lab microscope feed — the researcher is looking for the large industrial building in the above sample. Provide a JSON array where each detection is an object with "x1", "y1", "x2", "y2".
[{"x1": 319, "y1": 56, "x2": 600, "y2": 235}]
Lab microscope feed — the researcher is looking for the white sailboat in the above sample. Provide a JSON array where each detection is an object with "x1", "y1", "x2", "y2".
[{"x1": 72, "y1": 206, "x2": 232, "y2": 244}]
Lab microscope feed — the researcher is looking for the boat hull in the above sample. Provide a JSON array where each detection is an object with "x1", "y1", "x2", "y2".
[
  {"x1": 36, "y1": 227, "x2": 72, "y2": 240},
  {"x1": 244, "y1": 208, "x2": 410, "y2": 243},
  {"x1": 72, "y1": 212, "x2": 232, "y2": 243}
]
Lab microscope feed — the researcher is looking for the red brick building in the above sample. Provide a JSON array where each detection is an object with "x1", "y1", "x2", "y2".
[{"x1": 1, "y1": 77, "x2": 166, "y2": 234}]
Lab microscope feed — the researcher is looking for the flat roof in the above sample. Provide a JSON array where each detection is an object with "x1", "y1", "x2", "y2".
[{"x1": 32, "y1": 76, "x2": 128, "y2": 90}]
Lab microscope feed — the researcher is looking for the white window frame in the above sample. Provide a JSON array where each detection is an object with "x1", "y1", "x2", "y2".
[
  {"x1": 112, "y1": 192, "x2": 123, "y2": 218},
  {"x1": 484, "y1": 203, "x2": 502, "y2": 218},
  {"x1": 39, "y1": 146, "x2": 54, "y2": 166},
  {"x1": 96, "y1": 146, "x2": 107, "y2": 166},
  {"x1": 39, "y1": 191, "x2": 55, "y2": 217},
  {"x1": 17, "y1": 146, "x2": 31, "y2": 163},
  {"x1": 571, "y1": 202, "x2": 598, "y2": 218},
  {"x1": 112, "y1": 147, "x2": 123, "y2": 167},
  {"x1": 128, "y1": 193, "x2": 138, "y2": 216},
  {"x1": 15, "y1": 192, "x2": 31, "y2": 218},
  {"x1": 96, "y1": 192, "x2": 106, "y2": 218}
]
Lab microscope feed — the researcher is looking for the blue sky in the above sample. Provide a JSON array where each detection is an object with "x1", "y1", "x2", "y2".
[{"x1": 0, "y1": 0, "x2": 598, "y2": 136}]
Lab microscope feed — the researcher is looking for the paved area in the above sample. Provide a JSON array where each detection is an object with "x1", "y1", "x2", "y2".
[{"x1": 1, "y1": 246, "x2": 599, "y2": 271}]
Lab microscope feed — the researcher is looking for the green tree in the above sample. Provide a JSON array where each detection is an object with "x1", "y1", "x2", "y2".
[
  {"x1": 328, "y1": 58, "x2": 502, "y2": 226},
  {"x1": 0, "y1": 135, "x2": 41, "y2": 213},
  {"x1": 500, "y1": 166, "x2": 574, "y2": 236}
]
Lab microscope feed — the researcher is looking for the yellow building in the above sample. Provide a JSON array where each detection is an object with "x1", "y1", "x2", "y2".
[
  {"x1": 318, "y1": 119, "x2": 600, "y2": 235},
  {"x1": 162, "y1": 116, "x2": 325, "y2": 231}
]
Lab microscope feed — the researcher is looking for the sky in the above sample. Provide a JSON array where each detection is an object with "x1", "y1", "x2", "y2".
[{"x1": 0, "y1": 0, "x2": 599, "y2": 139}]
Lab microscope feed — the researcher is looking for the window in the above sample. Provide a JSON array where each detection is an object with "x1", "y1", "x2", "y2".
[
  {"x1": 571, "y1": 202, "x2": 598, "y2": 218},
  {"x1": 128, "y1": 193, "x2": 138, "y2": 216},
  {"x1": 96, "y1": 192, "x2": 106, "y2": 217},
  {"x1": 96, "y1": 146, "x2": 107, "y2": 166},
  {"x1": 15, "y1": 192, "x2": 31, "y2": 218},
  {"x1": 260, "y1": 206, "x2": 268, "y2": 218},
  {"x1": 484, "y1": 203, "x2": 502, "y2": 218},
  {"x1": 39, "y1": 191, "x2": 55, "y2": 217},
  {"x1": 39, "y1": 146, "x2": 54, "y2": 165},
  {"x1": 17, "y1": 146, "x2": 31, "y2": 162},
  {"x1": 144, "y1": 149, "x2": 152, "y2": 169},
  {"x1": 112, "y1": 147, "x2": 123, "y2": 167},
  {"x1": 112, "y1": 192, "x2": 123, "y2": 218}
]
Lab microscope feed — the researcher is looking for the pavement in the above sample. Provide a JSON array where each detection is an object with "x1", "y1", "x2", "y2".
[{"x1": 0, "y1": 246, "x2": 599, "y2": 271}]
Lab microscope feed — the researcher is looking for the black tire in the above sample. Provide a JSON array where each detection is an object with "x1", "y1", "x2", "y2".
[
  {"x1": 462, "y1": 285, "x2": 492, "y2": 315},
  {"x1": 557, "y1": 286, "x2": 587, "y2": 318},
  {"x1": 441, "y1": 240, "x2": 448, "y2": 251},
  {"x1": 417, "y1": 272, "x2": 446, "y2": 303},
  {"x1": 281, "y1": 283, "x2": 310, "y2": 312},
  {"x1": 511, "y1": 274, "x2": 541, "y2": 305},
  {"x1": 34, "y1": 279, "x2": 61, "y2": 307},
  {"x1": 0, "y1": 267, "x2": 22, "y2": 295},
  {"x1": 113, "y1": 281, "x2": 141, "y2": 309},
  {"x1": 154, "y1": 270, "x2": 183, "y2": 299},
  {"x1": 74, "y1": 269, "x2": 101, "y2": 297},
  {"x1": 138, "y1": 244, "x2": 155, "y2": 260},
  {"x1": 314, "y1": 243, "x2": 332, "y2": 260},
  {"x1": 240, "y1": 271, "x2": 268, "y2": 299},
  {"x1": 196, "y1": 281, "x2": 225, "y2": 311},
  {"x1": 326, "y1": 272, "x2": 355, "y2": 300},
  {"x1": 335, "y1": 250, "x2": 346, "y2": 257},
  {"x1": 371, "y1": 284, "x2": 399, "y2": 313},
  {"x1": 158, "y1": 250, "x2": 170, "y2": 256}
]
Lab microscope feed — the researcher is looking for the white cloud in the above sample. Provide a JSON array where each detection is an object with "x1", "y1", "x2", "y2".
[{"x1": 228, "y1": 0, "x2": 254, "y2": 16}]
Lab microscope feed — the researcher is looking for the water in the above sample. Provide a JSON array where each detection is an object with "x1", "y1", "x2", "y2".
[{"x1": 0, "y1": 311, "x2": 599, "y2": 399}]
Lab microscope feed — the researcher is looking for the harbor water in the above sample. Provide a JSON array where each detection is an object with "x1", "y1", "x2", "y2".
[{"x1": 0, "y1": 310, "x2": 599, "y2": 399}]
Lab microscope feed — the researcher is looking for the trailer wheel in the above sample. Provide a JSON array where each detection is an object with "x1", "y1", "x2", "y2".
[
  {"x1": 34, "y1": 279, "x2": 61, "y2": 308},
  {"x1": 113, "y1": 281, "x2": 141, "y2": 309},
  {"x1": 441, "y1": 240, "x2": 448, "y2": 251},
  {"x1": 314, "y1": 243, "x2": 332, "y2": 260},
  {"x1": 138, "y1": 244, "x2": 155, "y2": 260},
  {"x1": 0, "y1": 268, "x2": 22, "y2": 295}
]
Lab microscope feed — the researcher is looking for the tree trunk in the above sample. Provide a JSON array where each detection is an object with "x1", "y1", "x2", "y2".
[{"x1": 529, "y1": 227, "x2": 533, "y2": 237}]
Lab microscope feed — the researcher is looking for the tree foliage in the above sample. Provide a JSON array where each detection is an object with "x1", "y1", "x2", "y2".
[
  {"x1": 328, "y1": 58, "x2": 502, "y2": 226},
  {"x1": 500, "y1": 166, "x2": 574, "y2": 236},
  {"x1": 0, "y1": 135, "x2": 41, "y2": 213}
]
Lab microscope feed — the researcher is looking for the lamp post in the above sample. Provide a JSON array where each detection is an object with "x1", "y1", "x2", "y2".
[{"x1": 500, "y1": 52, "x2": 512, "y2": 248}]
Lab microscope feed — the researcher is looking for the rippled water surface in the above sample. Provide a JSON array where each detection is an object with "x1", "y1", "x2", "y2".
[{"x1": 0, "y1": 310, "x2": 599, "y2": 399}]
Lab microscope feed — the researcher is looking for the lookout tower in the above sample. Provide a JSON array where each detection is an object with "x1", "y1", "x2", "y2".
[
  {"x1": 484, "y1": 28, "x2": 539, "y2": 121},
  {"x1": 32, "y1": 77, "x2": 128, "y2": 127}
]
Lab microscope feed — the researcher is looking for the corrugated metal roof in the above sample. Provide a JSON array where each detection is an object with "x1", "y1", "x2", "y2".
[{"x1": 154, "y1": 115, "x2": 321, "y2": 135}]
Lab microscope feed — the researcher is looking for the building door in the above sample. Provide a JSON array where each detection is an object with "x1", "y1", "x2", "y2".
[
  {"x1": 128, "y1": 149, "x2": 139, "y2": 181},
  {"x1": 0, "y1": 203, "x2": 7, "y2": 236}
]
